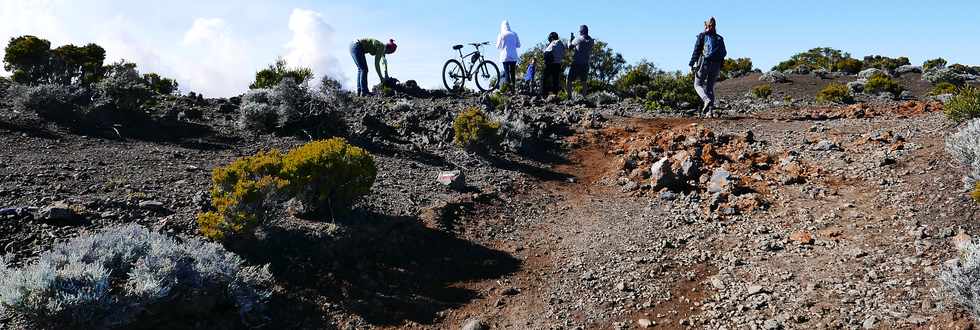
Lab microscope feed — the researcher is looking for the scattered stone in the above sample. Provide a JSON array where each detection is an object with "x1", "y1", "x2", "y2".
[
  {"x1": 437, "y1": 170, "x2": 466, "y2": 190},
  {"x1": 790, "y1": 230, "x2": 815, "y2": 245},
  {"x1": 747, "y1": 285, "x2": 765, "y2": 296},
  {"x1": 858, "y1": 68, "x2": 886, "y2": 79},
  {"x1": 813, "y1": 140, "x2": 839, "y2": 151},
  {"x1": 461, "y1": 318, "x2": 489, "y2": 330},
  {"x1": 707, "y1": 169, "x2": 732, "y2": 194},
  {"x1": 138, "y1": 200, "x2": 166, "y2": 211},
  {"x1": 863, "y1": 316, "x2": 877, "y2": 329},
  {"x1": 637, "y1": 318, "x2": 654, "y2": 328},
  {"x1": 37, "y1": 201, "x2": 76, "y2": 221}
]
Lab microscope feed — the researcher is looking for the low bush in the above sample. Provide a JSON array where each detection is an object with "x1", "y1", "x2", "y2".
[
  {"x1": 931, "y1": 82, "x2": 959, "y2": 96},
  {"x1": 615, "y1": 61, "x2": 656, "y2": 98},
  {"x1": 834, "y1": 58, "x2": 863, "y2": 74},
  {"x1": 939, "y1": 239, "x2": 980, "y2": 320},
  {"x1": 751, "y1": 84, "x2": 772, "y2": 99},
  {"x1": 773, "y1": 47, "x2": 853, "y2": 73},
  {"x1": 816, "y1": 83, "x2": 853, "y2": 104},
  {"x1": 862, "y1": 55, "x2": 910, "y2": 72},
  {"x1": 487, "y1": 92, "x2": 509, "y2": 111},
  {"x1": 945, "y1": 87, "x2": 980, "y2": 122},
  {"x1": 863, "y1": 73, "x2": 904, "y2": 96},
  {"x1": 8, "y1": 83, "x2": 77, "y2": 119},
  {"x1": 721, "y1": 58, "x2": 753, "y2": 80},
  {"x1": 238, "y1": 78, "x2": 312, "y2": 132},
  {"x1": 946, "y1": 118, "x2": 980, "y2": 191},
  {"x1": 199, "y1": 138, "x2": 375, "y2": 240},
  {"x1": 279, "y1": 139, "x2": 377, "y2": 217},
  {"x1": 924, "y1": 68, "x2": 966, "y2": 86},
  {"x1": 0, "y1": 224, "x2": 273, "y2": 328},
  {"x1": 250, "y1": 58, "x2": 313, "y2": 89},
  {"x1": 198, "y1": 150, "x2": 287, "y2": 241},
  {"x1": 924, "y1": 58, "x2": 948, "y2": 72},
  {"x1": 453, "y1": 107, "x2": 500, "y2": 151},
  {"x1": 950, "y1": 64, "x2": 980, "y2": 76},
  {"x1": 644, "y1": 72, "x2": 700, "y2": 110}
]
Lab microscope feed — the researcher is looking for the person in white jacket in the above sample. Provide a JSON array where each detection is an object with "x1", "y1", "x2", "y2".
[{"x1": 496, "y1": 20, "x2": 521, "y2": 91}]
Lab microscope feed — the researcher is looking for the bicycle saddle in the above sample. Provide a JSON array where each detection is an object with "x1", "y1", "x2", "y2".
[{"x1": 452, "y1": 45, "x2": 464, "y2": 50}]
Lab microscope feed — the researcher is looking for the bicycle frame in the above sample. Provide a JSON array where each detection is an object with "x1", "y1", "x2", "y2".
[{"x1": 454, "y1": 44, "x2": 490, "y2": 81}]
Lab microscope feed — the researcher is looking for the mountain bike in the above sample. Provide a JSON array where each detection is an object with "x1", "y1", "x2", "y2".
[{"x1": 442, "y1": 42, "x2": 500, "y2": 93}]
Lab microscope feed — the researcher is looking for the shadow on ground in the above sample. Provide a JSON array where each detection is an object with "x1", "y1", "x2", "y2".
[{"x1": 238, "y1": 211, "x2": 520, "y2": 327}]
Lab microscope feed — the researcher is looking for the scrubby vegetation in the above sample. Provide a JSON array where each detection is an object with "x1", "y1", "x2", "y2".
[
  {"x1": 199, "y1": 138, "x2": 376, "y2": 240},
  {"x1": 816, "y1": 83, "x2": 853, "y2": 104},
  {"x1": 751, "y1": 84, "x2": 772, "y2": 99},
  {"x1": 0, "y1": 224, "x2": 273, "y2": 328},
  {"x1": 773, "y1": 47, "x2": 855, "y2": 73},
  {"x1": 862, "y1": 55, "x2": 910, "y2": 72},
  {"x1": 834, "y1": 58, "x2": 863, "y2": 74},
  {"x1": 924, "y1": 58, "x2": 948, "y2": 72},
  {"x1": 939, "y1": 239, "x2": 980, "y2": 321},
  {"x1": 864, "y1": 73, "x2": 904, "y2": 96},
  {"x1": 931, "y1": 82, "x2": 959, "y2": 96},
  {"x1": 250, "y1": 58, "x2": 313, "y2": 90},
  {"x1": 721, "y1": 58, "x2": 753, "y2": 80},
  {"x1": 453, "y1": 107, "x2": 501, "y2": 151},
  {"x1": 517, "y1": 40, "x2": 626, "y2": 93},
  {"x1": 945, "y1": 87, "x2": 980, "y2": 122},
  {"x1": 946, "y1": 118, "x2": 980, "y2": 193},
  {"x1": 614, "y1": 61, "x2": 699, "y2": 111}
]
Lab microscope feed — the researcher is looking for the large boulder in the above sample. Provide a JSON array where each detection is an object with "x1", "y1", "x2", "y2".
[
  {"x1": 922, "y1": 68, "x2": 965, "y2": 85},
  {"x1": 847, "y1": 80, "x2": 866, "y2": 94},
  {"x1": 760, "y1": 71, "x2": 789, "y2": 83},
  {"x1": 895, "y1": 65, "x2": 922, "y2": 76},
  {"x1": 707, "y1": 168, "x2": 733, "y2": 194},
  {"x1": 650, "y1": 157, "x2": 679, "y2": 190},
  {"x1": 858, "y1": 68, "x2": 886, "y2": 79}
]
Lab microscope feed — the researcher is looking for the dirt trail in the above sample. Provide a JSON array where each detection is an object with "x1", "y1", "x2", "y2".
[{"x1": 427, "y1": 107, "x2": 979, "y2": 329}]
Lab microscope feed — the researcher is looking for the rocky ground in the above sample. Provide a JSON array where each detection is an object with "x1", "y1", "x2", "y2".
[{"x1": 2, "y1": 72, "x2": 979, "y2": 329}]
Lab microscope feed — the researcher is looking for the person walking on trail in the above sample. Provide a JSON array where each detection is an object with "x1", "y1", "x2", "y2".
[
  {"x1": 566, "y1": 25, "x2": 594, "y2": 97},
  {"x1": 543, "y1": 32, "x2": 566, "y2": 96},
  {"x1": 496, "y1": 20, "x2": 521, "y2": 91},
  {"x1": 350, "y1": 38, "x2": 397, "y2": 97},
  {"x1": 689, "y1": 17, "x2": 726, "y2": 118}
]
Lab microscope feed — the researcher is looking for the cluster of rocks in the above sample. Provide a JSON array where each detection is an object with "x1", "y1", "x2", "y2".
[
  {"x1": 795, "y1": 100, "x2": 943, "y2": 120},
  {"x1": 607, "y1": 125, "x2": 811, "y2": 215}
]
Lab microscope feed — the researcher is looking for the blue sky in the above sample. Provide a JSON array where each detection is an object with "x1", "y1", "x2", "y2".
[{"x1": 2, "y1": 0, "x2": 979, "y2": 97}]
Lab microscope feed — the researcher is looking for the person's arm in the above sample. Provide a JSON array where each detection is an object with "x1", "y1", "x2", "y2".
[
  {"x1": 374, "y1": 54, "x2": 384, "y2": 81},
  {"x1": 689, "y1": 33, "x2": 704, "y2": 67},
  {"x1": 515, "y1": 34, "x2": 521, "y2": 49}
]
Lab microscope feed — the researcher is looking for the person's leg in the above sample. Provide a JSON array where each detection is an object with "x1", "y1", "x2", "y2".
[
  {"x1": 693, "y1": 66, "x2": 710, "y2": 116},
  {"x1": 565, "y1": 64, "x2": 577, "y2": 97},
  {"x1": 505, "y1": 62, "x2": 516, "y2": 90},
  {"x1": 704, "y1": 61, "x2": 722, "y2": 116},
  {"x1": 580, "y1": 66, "x2": 590, "y2": 96},
  {"x1": 349, "y1": 43, "x2": 363, "y2": 95}
]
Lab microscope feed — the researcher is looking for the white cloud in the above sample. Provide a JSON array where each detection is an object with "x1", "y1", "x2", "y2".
[
  {"x1": 284, "y1": 9, "x2": 346, "y2": 85},
  {"x1": 175, "y1": 17, "x2": 254, "y2": 97}
]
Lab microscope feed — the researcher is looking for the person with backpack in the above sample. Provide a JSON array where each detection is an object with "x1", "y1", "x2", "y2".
[
  {"x1": 350, "y1": 38, "x2": 397, "y2": 97},
  {"x1": 496, "y1": 20, "x2": 521, "y2": 91},
  {"x1": 542, "y1": 32, "x2": 566, "y2": 96},
  {"x1": 566, "y1": 25, "x2": 595, "y2": 97},
  {"x1": 689, "y1": 17, "x2": 726, "y2": 118}
]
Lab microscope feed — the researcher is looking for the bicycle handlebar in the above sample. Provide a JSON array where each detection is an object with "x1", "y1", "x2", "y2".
[{"x1": 469, "y1": 42, "x2": 490, "y2": 47}]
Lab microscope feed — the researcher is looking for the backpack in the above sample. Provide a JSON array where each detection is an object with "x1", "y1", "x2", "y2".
[{"x1": 702, "y1": 33, "x2": 726, "y2": 62}]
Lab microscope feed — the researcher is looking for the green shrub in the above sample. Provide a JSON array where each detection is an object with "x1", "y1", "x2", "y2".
[
  {"x1": 453, "y1": 107, "x2": 500, "y2": 151},
  {"x1": 280, "y1": 138, "x2": 377, "y2": 217},
  {"x1": 141, "y1": 72, "x2": 178, "y2": 95},
  {"x1": 250, "y1": 58, "x2": 313, "y2": 89},
  {"x1": 487, "y1": 92, "x2": 509, "y2": 111},
  {"x1": 198, "y1": 150, "x2": 287, "y2": 240},
  {"x1": 945, "y1": 87, "x2": 980, "y2": 122},
  {"x1": 864, "y1": 73, "x2": 904, "y2": 96},
  {"x1": 0, "y1": 224, "x2": 273, "y2": 328},
  {"x1": 615, "y1": 61, "x2": 656, "y2": 98},
  {"x1": 645, "y1": 72, "x2": 700, "y2": 109},
  {"x1": 773, "y1": 47, "x2": 852, "y2": 72},
  {"x1": 862, "y1": 55, "x2": 910, "y2": 72},
  {"x1": 950, "y1": 64, "x2": 980, "y2": 75},
  {"x1": 931, "y1": 82, "x2": 958, "y2": 96},
  {"x1": 924, "y1": 58, "x2": 948, "y2": 72},
  {"x1": 834, "y1": 58, "x2": 863, "y2": 74},
  {"x1": 751, "y1": 84, "x2": 772, "y2": 99},
  {"x1": 721, "y1": 58, "x2": 753, "y2": 79},
  {"x1": 816, "y1": 83, "x2": 853, "y2": 104},
  {"x1": 4, "y1": 35, "x2": 106, "y2": 86},
  {"x1": 199, "y1": 138, "x2": 375, "y2": 240}
]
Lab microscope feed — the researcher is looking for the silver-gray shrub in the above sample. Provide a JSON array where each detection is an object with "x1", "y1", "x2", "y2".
[
  {"x1": 939, "y1": 241, "x2": 980, "y2": 321},
  {"x1": 7, "y1": 83, "x2": 78, "y2": 119},
  {"x1": 946, "y1": 118, "x2": 980, "y2": 190},
  {"x1": 238, "y1": 77, "x2": 312, "y2": 132},
  {"x1": 0, "y1": 224, "x2": 273, "y2": 328}
]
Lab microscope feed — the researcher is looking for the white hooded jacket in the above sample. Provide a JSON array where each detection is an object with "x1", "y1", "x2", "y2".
[{"x1": 496, "y1": 20, "x2": 521, "y2": 63}]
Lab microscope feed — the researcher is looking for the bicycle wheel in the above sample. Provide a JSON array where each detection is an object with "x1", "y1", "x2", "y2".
[
  {"x1": 442, "y1": 59, "x2": 466, "y2": 93},
  {"x1": 474, "y1": 60, "x2": 500, "y2": 92}
]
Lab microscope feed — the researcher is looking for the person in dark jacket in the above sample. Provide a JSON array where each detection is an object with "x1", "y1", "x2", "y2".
[
  {"x1": 350, "y1": 38, "x2": 397, "y2": 97},
  {"x1": 688, "y1": 17, "x2": 726, "y2": 118},
  {"x1": 542, "y1": 32, "x2": 566, "y2": 96},
  {"x1": 566, "y1": 25, "x2": 594, "y2": 97}
]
